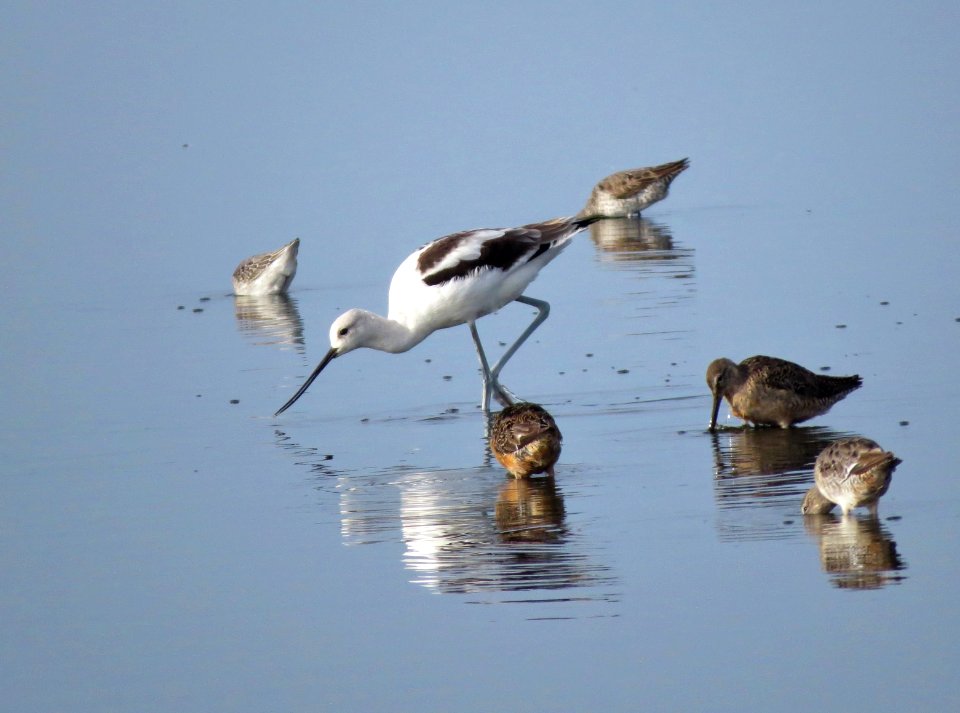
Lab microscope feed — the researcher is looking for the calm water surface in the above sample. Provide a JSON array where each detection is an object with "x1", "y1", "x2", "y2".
[{"x1": 3, "y1": 3, "x2": 960, "y2": 712}]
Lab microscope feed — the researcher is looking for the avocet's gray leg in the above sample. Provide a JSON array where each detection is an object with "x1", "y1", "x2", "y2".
[
  {"x1": 470, "y1": 321, "x2": 516, "y2": 411},
  {"x1": 489, "y1": 295, "x2": 551, "y2": 387}
]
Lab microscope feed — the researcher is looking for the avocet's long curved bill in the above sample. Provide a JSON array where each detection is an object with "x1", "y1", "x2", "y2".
[{"x1": 274, "y1": 347, "x2": 338, "y2": 416}]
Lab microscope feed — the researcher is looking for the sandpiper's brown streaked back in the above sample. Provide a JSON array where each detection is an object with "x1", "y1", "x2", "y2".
[
  {"x1": 577, "y1": 158, "x2": 689, "y2": 219},
  {"x1": 232, "y1": 238, "x2": 300, "y2": 296},
  {"x1": 706, "y1": 355, "x2": 862, "y2": 430},
  {"x1": 489, "y1": 402, "x2": 562, "y2": 478},
  {"x1": 813, "y1": 437, "x2": 900, "y2": 516}
]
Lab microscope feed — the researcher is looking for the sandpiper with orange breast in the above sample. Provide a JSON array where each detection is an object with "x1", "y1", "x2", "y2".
[
  {"x1": 577, "y1": 158, "x2": 689, "y2": 219},
  {"x1": 489, "y1": 403, "x2": 562, "y2": 478},
  {"x1": 706, "y1": 355, "x2": 862, "y2": 430}
]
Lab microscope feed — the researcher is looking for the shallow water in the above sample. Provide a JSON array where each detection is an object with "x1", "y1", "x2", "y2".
[{"x1": 4, "y1": 3, "x2": 960, "y2": 712}]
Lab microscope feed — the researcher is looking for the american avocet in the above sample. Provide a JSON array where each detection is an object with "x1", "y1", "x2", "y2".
[
  {"x1": 489, "y1": 402, "x2": 563, "y2": 478},
  {"x1": 232, "y1": 238, "x2": 300, "y2": 296},
  {"x1": 706, "y1": 355, "x2": 862, "y2": 430},
  {"x1": 577, "y1": 158, "x2": 689, "y2": 219},
  {"x1": 274, "y1": 216, "x2": 598, "y2": 415},
  {"x1": 811, "y1": 437, "x2": 900, "y2": 516}
]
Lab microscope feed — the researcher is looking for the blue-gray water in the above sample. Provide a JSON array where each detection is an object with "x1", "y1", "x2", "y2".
[{"x1": 3, "y1": 3, "x2": 959, "y2": 711}]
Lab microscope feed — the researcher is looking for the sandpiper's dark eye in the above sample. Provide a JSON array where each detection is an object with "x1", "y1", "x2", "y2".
[{"x1": 338, "y1": 327, "x2": 349, "y2": 337}]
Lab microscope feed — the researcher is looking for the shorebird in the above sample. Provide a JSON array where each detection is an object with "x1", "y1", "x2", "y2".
[
  {"x1": 577, "y1": 158, "x2": 689, "y2": 219},
  {"x1": 274, "y1": 216, "x2": 598, "y2": 415},
  {"x1": 232, "y1": 238, "x2": 300, "y2": 296},
  {"x1": 706, "y1": 355, "x2": 862, "y2": 430},
  {"x1": 812, "y1": 437, "x2": 900, "y2": 516},
  {"x1": 489, "y1": 402, "x2": 563, "y2": 478}
]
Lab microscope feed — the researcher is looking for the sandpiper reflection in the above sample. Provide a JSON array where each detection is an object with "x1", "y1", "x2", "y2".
[
  {"x1": 396, "y1": 468, "x2": 613, "y2": 597},
  {"x1": 234, "y1": 293, "x2": 305, "y2": 351},
  {"x1": 712, "y1": 426, "x2": 846, "y2": 476},
  {"x1": 803, "y1": 514, "x2": 906, "y2": 589},
  {"x1": 495, "y1": 477, "x2": 565, "y2": 544},
  {"x1": 589, "y1": 216, "x2": 675, "y2": 258},
  {"x1": 711, "y1": 427, "x2": 843, "y2": 542},
  {"x1": 275, "y1": 428, "x2": 615, "y2": 607}
]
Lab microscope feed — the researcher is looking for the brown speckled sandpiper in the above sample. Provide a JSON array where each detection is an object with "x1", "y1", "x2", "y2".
[
  {"x1": 489, "y1": 403, "x2": 562, "y2": 478},
  {"x1": 706, "y1": 355, "x2": 862, "y2": 430},
  {"x1": 813, "y1": 437, "x2": 900, "y2": 516},
  {"x1": 577, "y1": 158, "x2": 689, "y2": 219},
  {"x1": 232, "y1": 238, "x2": 300, "y2": 296}
]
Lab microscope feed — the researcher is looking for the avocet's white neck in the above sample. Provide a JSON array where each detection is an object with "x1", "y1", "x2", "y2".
[{"x1": 329, "y1": 309, "x2": 430, "y2": 356}]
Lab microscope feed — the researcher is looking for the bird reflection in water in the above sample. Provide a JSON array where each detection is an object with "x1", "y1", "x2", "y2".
[
  {"x1": 589, "y1": 216, "x2": 675, "y2": 258},
  {"x1": 711, "y1": 427, "x2": 843, "y2": 542},
  {"x1": 234, "y1": 293, "x2": 305, "y2": 351},
  {"x1": 275, "y1": 417, "x2": 614, "y2": 606},
  {"x1": 398, "y1": 468, "x2": 613, "y2": 598},
  {"x1": 495, "y1": 477, "x2": 565, "y2": 544},
  {"x1": 802, "y1": 513, "x2": 906, "y2": 589},
  {"x1": 712, "y1": 426, "x2": 841, "y2": 502},
  {"x1": 587, "y1": 216, "x2": 696, "y2": 322}
]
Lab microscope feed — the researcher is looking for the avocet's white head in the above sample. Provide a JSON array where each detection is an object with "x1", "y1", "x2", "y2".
[
  {"x1": 274, "y1": 308, "x2": 417, "y2": 416},
  {"x1": 327, "y1": 308, "x2": 397, "y2": 357}
]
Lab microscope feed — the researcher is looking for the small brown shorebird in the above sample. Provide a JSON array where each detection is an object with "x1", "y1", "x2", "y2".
[
  {"x1": 706, "y1": 355, "x2": 862, "y2": 430},
  {"x1": 577, "y1": 158, "x2": 689, "y2": 219},
  {"x1": 813, "y1": 437, "x2": 900, "y2": 516},
  {"x1": 233, "y1": 238, "x2": 300, "y2": 296},
  {"x1": 489, "y1": 403, "x2": 562, "y2": 478}
]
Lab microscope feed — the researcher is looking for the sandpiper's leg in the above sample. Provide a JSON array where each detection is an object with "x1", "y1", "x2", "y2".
[{"x1": 489, "y1": 295, "x2": 550, "y2": 392}]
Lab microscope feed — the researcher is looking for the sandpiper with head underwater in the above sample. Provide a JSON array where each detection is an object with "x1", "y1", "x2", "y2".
[
  {"x1": 489, "y1": 402, "x2": 563, "y2": 478},
  {"x1": 811, "y1": 437, "x2": 900, "y2": 516},
  {"x1": 577, "y1": 158, "x2": 689, "y2": 219}
]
